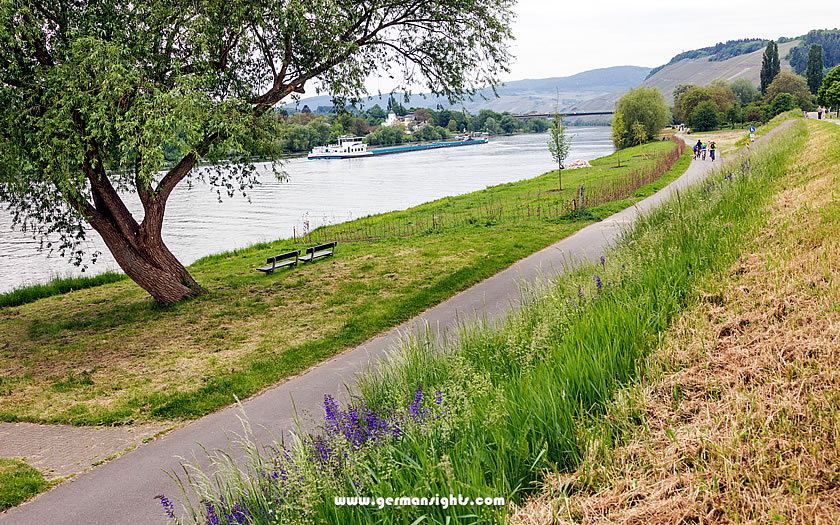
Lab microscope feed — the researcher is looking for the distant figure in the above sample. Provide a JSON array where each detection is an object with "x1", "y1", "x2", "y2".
[
  {"x1": 818, "y1": 109, "x2": 823, "y2": 119},
  {"x1": 694, "y1": 140, "x2": 701, "y2": 159},
  {"x1": 710, "y1": 141, "x2": 716, "y2": 161},
  {"x1": 701, "y1": 141, "x2": 707, "y2": 160}
]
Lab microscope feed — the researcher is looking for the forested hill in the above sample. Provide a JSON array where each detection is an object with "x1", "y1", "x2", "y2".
[{"x1": 787, "y1": 29, "x2": 840, "y2": 74}]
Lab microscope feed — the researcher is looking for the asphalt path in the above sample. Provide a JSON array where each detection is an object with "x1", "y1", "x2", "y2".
[{"x1": 0, "y1": 126, "x2": 787, "y2": 525}]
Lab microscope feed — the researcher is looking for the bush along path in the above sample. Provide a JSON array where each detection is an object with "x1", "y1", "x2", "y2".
[{"x1": 0, "y1": 123, "x2": 787, "y2": 525}]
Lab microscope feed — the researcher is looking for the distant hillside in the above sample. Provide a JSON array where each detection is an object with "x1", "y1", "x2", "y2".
[
  {"x1": 645, "y1": 38, "x2": 772, "y2": 79},
  {"x1": 642, "y1": 40, "x2": 799, "y2": 103},
  {"x1": 281, "y1": 66, "x2": 651, "y2": 114}
]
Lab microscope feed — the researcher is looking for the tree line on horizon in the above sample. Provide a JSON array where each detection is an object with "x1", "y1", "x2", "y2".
[{"x1": 258, "y1": 103, "x2": 551, "y2": 154}]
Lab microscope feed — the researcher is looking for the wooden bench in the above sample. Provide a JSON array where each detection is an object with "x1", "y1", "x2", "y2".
[
  {"x1": 256, "y1": 250, "x2": 300, "y2": 273},
  {"x1": 299, "y1": 241, "x2": 336, "y2": 263}
]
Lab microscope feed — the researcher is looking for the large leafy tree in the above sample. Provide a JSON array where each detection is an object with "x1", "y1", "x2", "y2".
[
  {"x1": 806, "y1": 43, "x2": 824, "y2": 95},
  {"x1": 730, "y1": 78, "x2": 758, "y2": 105},
  {"x1": 760, "y1": 40, "x2": 780, "y2": 95},
  {"x1": 765, "y1": 71, "x2": 813, "y2": 110},
  {"x1": 817, "y1": 65, "x2": 840, "y2": 109},
  {"x1": 614, "y1": 87, "x2": 669, "y2": 144},
  {"x1": 0, "y1": 0, "x2": 513, "y2": 303}
]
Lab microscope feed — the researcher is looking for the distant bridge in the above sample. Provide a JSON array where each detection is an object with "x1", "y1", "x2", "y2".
[{"x1": 512, "y1": 111, "x2": 614, "y2": 119}]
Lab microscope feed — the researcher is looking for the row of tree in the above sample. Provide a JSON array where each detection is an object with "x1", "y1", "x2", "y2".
[{"x1": 273, "y1": 107, "x2": 551, "y2": 152}]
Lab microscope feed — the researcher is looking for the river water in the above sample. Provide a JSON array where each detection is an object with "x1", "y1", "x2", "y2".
[{"x1": 0, "y1": 128, "x2": 613, "y2": 293}]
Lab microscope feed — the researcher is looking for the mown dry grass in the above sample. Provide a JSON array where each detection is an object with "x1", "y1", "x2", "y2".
[
  {"x1": 510, "y1": 120, "x2": 840, "y2": 524},
  {"x1": 0, "y1": 233, "x2": 506, "y2": 423}
]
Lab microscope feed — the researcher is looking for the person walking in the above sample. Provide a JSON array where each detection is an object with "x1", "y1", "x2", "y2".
[
  {"x1": 694, "y1": 139, "x2": 702, "y2": 160},
  {"x1": 701, "y1": 141, "x2": 707, "y2": 160},
  {"x1": 709, "y1": 141, "x2": 716, "y2": 161}
]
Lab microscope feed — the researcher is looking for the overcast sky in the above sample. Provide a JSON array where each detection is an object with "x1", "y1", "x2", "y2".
[{"x1": 505, "y1": 0, "x2": 840, "y2": 81}]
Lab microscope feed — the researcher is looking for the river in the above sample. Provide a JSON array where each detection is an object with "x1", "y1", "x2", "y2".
[{"x1": 0, "y1": 128, "x2": 613, "y2": 293}]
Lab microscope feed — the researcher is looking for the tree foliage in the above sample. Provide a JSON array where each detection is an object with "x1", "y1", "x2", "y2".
[
  {"x1": 730, "y1": 78, "x2": 759, "y2": 105},
  {"x1": 787, "y1": 29, "x2": 840, "y2": 74},
  {"x1": 769, "y1": 92, "x2": 796, "y2": 117},
  {"x1": 817, "y1": 65, "x2": 840, "y2": 109},
  {"x1": 614, "y1": 87, "x2": 669, "y2": 147},
  {"x1": 765, "y1": 71, "x2": 813, "y2": 110},
  {"x1": 806, "y1": 44, "x2": 825, "y2": 95},
  {"x1": 0, "y1": 0, "x2": 514, "y2": 303},
  {"x1": 688, "y1": 100, "x2": 720, "y2": 132},
  {"x1": 672, "y1": 83, "x2": 696, "y2": 104},
  {"x1": 760, "y1": 41, "x2": 781, "y2": 94}
]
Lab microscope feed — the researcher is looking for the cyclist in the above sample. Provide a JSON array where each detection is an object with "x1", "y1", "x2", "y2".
[
  {"x1": 701, "y1": 141, "x2": 707, "y2": 160},
  {"x1": 709, "y1": 141, "x2": 716, "y2": 161}
]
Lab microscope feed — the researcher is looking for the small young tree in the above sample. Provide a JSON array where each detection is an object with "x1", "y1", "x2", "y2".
[
  {"x1": 611, "y1": 112, "x2": 626, "y2": 167},
  {"x1": 631, "y1": 121, "x2": 648, "y2": 156},
  {"x1": 547, "y1": 114, "x2": 572, "y2": 189}
]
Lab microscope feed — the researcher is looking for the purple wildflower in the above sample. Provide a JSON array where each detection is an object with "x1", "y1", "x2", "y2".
[
  {"x1": 323, "y1": 395, "x2": 340, "y2": 423},
  {"x1": 409, "y1": 383, "x2": 424, "y2": 421},
  {"x1": 435, "y1": 390, "x2": 443, "y2": 405},
  {"x1": 156, "y1": 494, "x2": 175, "y2": 520},
  {"x1": 577, "y1": 285, "x2": 584, "y2": 300},
  {"x1": 593, "y1": 274, "x2": 602, "y2": 291},
  {"x1": 205, "y1": 501, "x2": 220, "y2": 525},
  {"x1": 599, "y1": 255, "x2": 605, "y2": 266}
]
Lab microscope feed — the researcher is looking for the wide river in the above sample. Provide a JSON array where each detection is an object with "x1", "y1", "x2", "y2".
[{"x1": 0, "y1": 127, "x2": 613, "y2": 293}]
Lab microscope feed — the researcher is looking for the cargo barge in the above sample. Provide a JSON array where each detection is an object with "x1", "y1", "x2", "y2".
[{"x1": 308, "y1": 135, "x2": 488, "y2": 159}]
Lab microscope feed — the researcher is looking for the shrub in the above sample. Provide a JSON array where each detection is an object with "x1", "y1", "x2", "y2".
[
  {"x1": 689, "y1": 100, "x2": 721, "y2": 131},
  {"x1": 770, "y1": 93, "x2": 797, "y2": 117}
]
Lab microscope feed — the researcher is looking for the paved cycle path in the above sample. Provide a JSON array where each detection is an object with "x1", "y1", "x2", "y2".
[{"x1": 0, "y1": 126, "x2": 787, "y2": 525}]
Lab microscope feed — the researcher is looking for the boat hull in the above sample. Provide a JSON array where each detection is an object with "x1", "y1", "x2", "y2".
[
  {"x1": 307, "y1": 151, "x2": 373, "y2": 160},
  {"x1": 307, "y1": 138, "x2": 488, "y2": 159}
]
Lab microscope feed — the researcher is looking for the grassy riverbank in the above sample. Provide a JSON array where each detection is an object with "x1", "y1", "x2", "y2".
[
  {"x1": 0, "y1": 459, "x2": 52, "y2": 512},
  {"x1": 0, "y1": 139, "x2": 687, "y2": 426},
  {"x1": 167, "y1": 121, "x2": 816, "y2": 524},
  {"x1": 513, "y1": 118, "x2": 840, "y2": 523}
]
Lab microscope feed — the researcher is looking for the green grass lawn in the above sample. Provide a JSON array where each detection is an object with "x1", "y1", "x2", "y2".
[
  {"x1": 0, "y1": 459, "x2": 51, "y2": 511},
  {"x1": 0, "y1": 139, "x2": 688, "y2": 426}
]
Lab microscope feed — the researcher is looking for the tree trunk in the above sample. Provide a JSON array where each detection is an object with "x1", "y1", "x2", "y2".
[
  {"x1": 86, "y1": 200, "x2": 204, "y2": 304},
  {"x1": 93, "y1": 219, "x2": 204, "y2": 303},
  {"x1": 558, "y1": 161, "x2": 562, "y2": 190}
]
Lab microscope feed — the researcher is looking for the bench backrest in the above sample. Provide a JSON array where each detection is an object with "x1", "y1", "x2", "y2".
[
  {"x1": 305, "y1": 242, "x2": 337, "y2": 255},
  {"x1": 267, "y1": 250, "x2": 300, "y2": 264}
]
